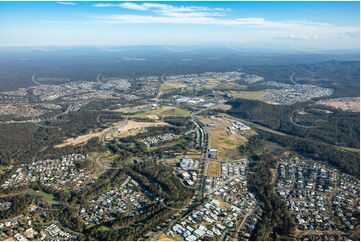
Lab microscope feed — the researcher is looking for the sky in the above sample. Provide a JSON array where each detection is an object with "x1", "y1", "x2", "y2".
[{"x1": 0, "y1": 1, "x2": 359, "y2": 51}]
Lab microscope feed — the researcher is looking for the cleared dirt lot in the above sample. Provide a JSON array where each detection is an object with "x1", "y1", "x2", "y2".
[
  {"x1": 54, "y1": 120, "x2": 168, "y2": 148},
  {"x1": 316, "y1": 97, "x2": 360, "y2": 112},
  {"x1": 210, "y1": 104, "x2": 232, "y2": 111},
  {"x1": 123, "y1": 105, "x2": 191, "y2": 119}
]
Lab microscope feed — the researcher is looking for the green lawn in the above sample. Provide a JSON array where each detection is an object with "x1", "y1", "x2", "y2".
[
  {"x1": 26, "y1": 189, "x2": 59, "y2": 205},
  {"x1": 0, "y1": 165, "x2": 6, "y2": 175},
  {"x1": 97, "y1": 226, "x2": 111, "y2": 231},
  {"x1": 157, "y1": 107, "x2": 191, "y2": 117}
]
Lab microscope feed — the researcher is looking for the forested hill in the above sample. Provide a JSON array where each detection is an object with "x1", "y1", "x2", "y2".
[
  {"x1": 242, "y1": 60, "x2": 360, "y2": 97},
  {"x1": 294, "y1": 60, "x2": 360, "y2": 97},
  {"x1": 227, "y1": 98, "x2": 360, "y2": 149},
  {"x1": 226, "y1": 98, "x2": 360, "y2": 176}
]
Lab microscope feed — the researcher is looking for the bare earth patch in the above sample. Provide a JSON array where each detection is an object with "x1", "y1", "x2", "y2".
[
  {"x1": 206, "y1": 162, "x2": 221, "y2": 177},
  {"x1": 316, "y1": 97, "x2": 360, "y2": 112},
  {"x1": 54, "y1": 120, "x2": 168, "y2": 148},
  {"x1": 210, "y1": 104, "x2": 232, "y2": 111}
]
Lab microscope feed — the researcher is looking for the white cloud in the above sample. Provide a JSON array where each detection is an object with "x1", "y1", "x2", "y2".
[
  {"x1": 340, "y1": 30, "x2": 360, "y2": 39},
  {"x1": 92, "y1": 2, "x2": 349, "y2": 32},
  {"x1": 95, "y1": 14, "x2": 265, "y2": 25},
  {"x1": 57, "y1": 2, "x2": 76, "y2": 6},
  {"x1": 289, "y1": 35, "x2": 319, "y2": 40},
  {"x1": 120, "y1": 2, "x2": 149, "y2": 11},
  {"x1": 93, "y1": 2, "x2": 228, "y2": 18},
  {"x1": 93, "y1": 2, "x2": 147, "y2": 10},
  {"x1": 93, "y1": 14, "x2": 323, "y2": 28},
  {"x1": 82, "y1": 2, "x2": 360, "y2": 48},
  {"x1": 94, "y1": 13, "x2": 359, "y2": 46}
]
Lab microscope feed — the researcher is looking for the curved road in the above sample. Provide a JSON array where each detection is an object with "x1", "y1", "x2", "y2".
[
  {"x1": 222, "y1": 113, "x2": 359, "y2": 153},
  {"x1": 289, "y1": 73, "x2": 298, "y2": 84},
  {"x1": 289, "y1": 112, "x2": 321, "y2": 129}
]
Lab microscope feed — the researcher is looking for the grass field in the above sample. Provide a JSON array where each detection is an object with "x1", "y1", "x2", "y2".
[
  {"x1": 152, "y1": 106, "x2": 191, "y2": 117},
  {"x1": 229, "y1": 90, "x2": 267, "y2": 100},
  {"x1": 160, "y1": 77, "x2": 247, "y2": 94},
  {"x1": 214, "y1": 83, "x2": 247, "y2": 91},
  {"x1": 0, "y1": 165, "x2": 7, "y2": 176},
  {"x1": 208, "y1": 126, "x2": 247, "y2": 160},
  {"x1": 160, "y1": 82, "x2": 188, "y2": 94},
  {"x1": 26, "y1": 189, "x2": 59, "y2": 205},
  {"x1": 197, "y1": 78, "x2": 247, "y2": 91},
  {"x1": 97, "y1": 226, "x2": 110, "y2": 231},
  {"x1": 206, "y1": 162, "x2": 221, "y2": 177},
  {"x1": 158, "y1": 155, "x2": 182, "y2": 167},
  {"x1": 202, "y1": 116, "x2": 249, "y2": 161},
  {"x1": 202, "y1": 79, "x2": 221, "y2": 89}
]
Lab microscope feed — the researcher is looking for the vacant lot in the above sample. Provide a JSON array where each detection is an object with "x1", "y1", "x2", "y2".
[
  {"x1": 160, "y1": 81, "x2": 188, "y2": 94},
  {"x1": 88, "y1": 152, "x2": 120, "y2": 175},
  {"x1": 113, "y1": 104, "x2": 150, "y2": 114},
  {"x1": 202, "y1": 116, "x2": 248, "y2": 160},
  {"x1": 125, "y1": 105, "x2": 191, "y2": 119},
  {"x1": 184, "y1": 150, "x2": 203, "y2": 159},
  {"x1": 210, "y1": 104, "x2": 232, "y2": 111},
  {"x1": 316, "y1": 97, "x2": 360, "y2": 112},
  {"x1": 55, "y1": 120, "x2": 168, "y2": 148},
  {"x1": 206, "y1": 162, "x2": 221, "y2": 177},
  {"x1": 208, "y1": 127, "x2": 247, "y2": 160},
  {"x1": 230, "y1": 90, "x2": 267, "y2": 100},
  {"x1": 158, "y1": 155, "x2": 182, "y2": 167},
  {"x1": 213, "y1": 83, "x2": 247, "y2": 91},
  {"x1": 153, "y1": 105, "x2": 191, "y2": 117},
  {"x1": 155, "y1": 232, "x2": 182, "y2": 241}
]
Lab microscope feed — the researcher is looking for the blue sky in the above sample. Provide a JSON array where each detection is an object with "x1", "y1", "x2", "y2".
[{"x1": 0, "y1": 1, "x2": 359, "y2": 50}]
